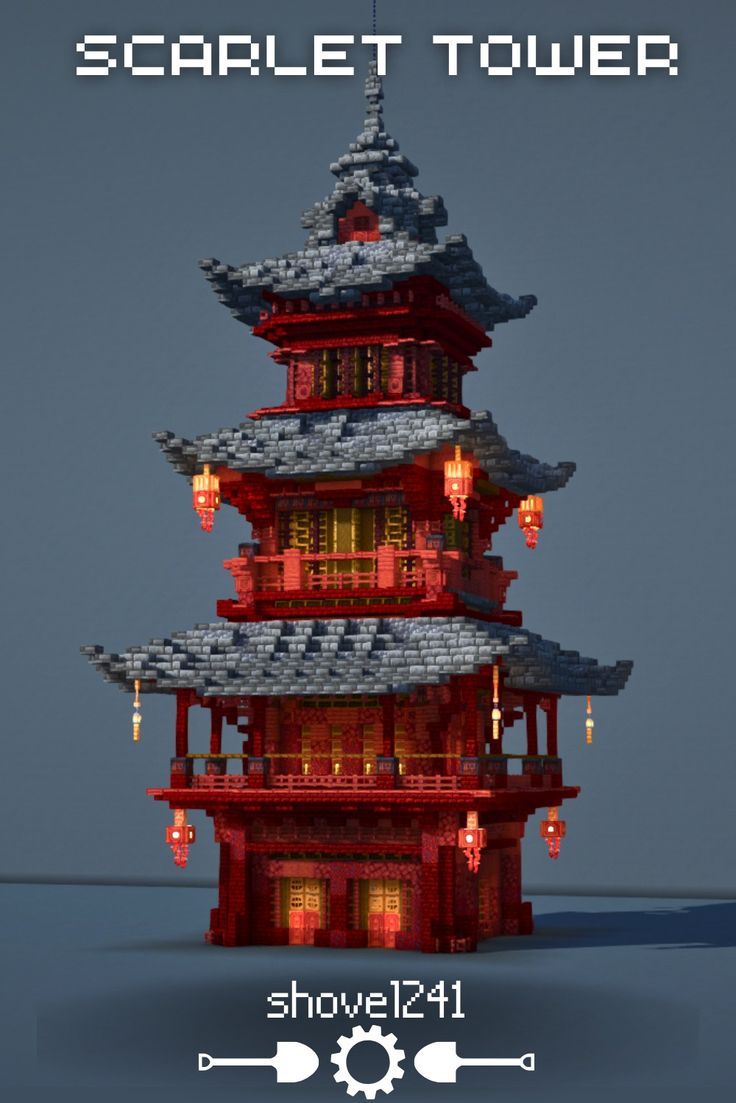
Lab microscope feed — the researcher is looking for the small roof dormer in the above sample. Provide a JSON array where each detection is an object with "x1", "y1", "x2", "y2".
[
  {"x1": 200, "y1": 63, "x2": 536, "y2": 333},
  {"x1": 300, "y1": 62, "x2": 448, "y2": 248}
]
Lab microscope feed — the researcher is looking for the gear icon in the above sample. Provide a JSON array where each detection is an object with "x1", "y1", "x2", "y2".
[{"x1": 331, "y1": 1024, "x2": 406, "y2": 1099}]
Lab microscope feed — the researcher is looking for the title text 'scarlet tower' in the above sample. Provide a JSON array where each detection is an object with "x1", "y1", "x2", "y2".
[{"x1": 84, "y1": 67, "x2": 631, "y2": 952}]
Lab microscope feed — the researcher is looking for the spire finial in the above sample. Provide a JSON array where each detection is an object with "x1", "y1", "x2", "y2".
[{"x1": 364, "y1": 53, "x2": 383, "y2": 132}]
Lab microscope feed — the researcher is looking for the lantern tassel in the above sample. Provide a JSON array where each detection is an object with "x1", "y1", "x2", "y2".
[
  {"x1": 585, "y1": 695, "x2": 594, "y2": 745},
  {"x1": 132, "y1": 679, "x2": 142, "y2": 742}
]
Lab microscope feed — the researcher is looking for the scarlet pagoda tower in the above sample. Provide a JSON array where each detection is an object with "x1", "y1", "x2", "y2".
[{"x1": 84, "y1": 66, "x2": 631, "y2": 952}]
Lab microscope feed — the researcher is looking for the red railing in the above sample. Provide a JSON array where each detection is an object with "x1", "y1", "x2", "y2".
[
  {"x1": 271, "y1": 773, "x2": 378, "y2": 790},
  {"x1": 401, "y1": 775, "x2": 461, "y2": 791},
  {"x1": 190, "y1": 773, "x2": 465, "y2": 792},
  {"x1": 224, "y1": 545, "x2": 469, "y2": 608},
  {"x1": 182, "y1": 762, "x2": 563, "y2": 794}
]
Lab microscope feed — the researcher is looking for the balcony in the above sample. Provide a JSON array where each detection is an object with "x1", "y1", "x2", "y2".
[
  {"x1": 219, "y1": 545, "x2": 518, "y2": 621},
  {"x1": 169, "y1": 754, "x2": 565, "y2": 795},
  {"x1": 190, "y1": 772, "x2": 466, "y2": 792}
]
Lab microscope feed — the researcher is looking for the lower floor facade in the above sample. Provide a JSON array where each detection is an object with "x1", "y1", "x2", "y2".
[{"x1": 204, "y1": 809, "x2": 534, "y2": 953}]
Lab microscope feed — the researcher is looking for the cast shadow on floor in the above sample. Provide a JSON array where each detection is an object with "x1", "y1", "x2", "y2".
[{"x1": 480, "y1": 900, "x2": 736, "y2": 953}]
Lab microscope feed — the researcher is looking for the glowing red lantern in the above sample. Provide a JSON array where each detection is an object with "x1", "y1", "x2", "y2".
[
  {"x1": 540, "y1": 806, "x2": 566, "y2": 860},
  {"x1": 192, "y1": 464, "x2": 221, "y2": 532},
  {"x1": 444, "y1": 446, "x2": 473, "y2": 521},
  {"x1": 458, "y1": 810, "x2": 487, "y2": 873},
  {"x1": 166, "y1": 809, "x2": 196, "y2": 867},
  {"x1": 517, "y1": 495, "x2": 544, "y2": 548}
]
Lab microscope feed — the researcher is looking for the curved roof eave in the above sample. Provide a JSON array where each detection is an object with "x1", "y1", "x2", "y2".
[
  {"x1": 153, "y1": 405, "x2": 574, "y2": 498},
  {"x1": 81, "y1": 617, "x2": 632, "y2": 701}
]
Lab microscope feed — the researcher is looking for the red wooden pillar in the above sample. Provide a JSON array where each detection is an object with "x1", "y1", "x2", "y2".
[
  {"x1": 546, "y1": 696, "x2": 559, "y2": 757},
  {"x1": 463, "y1": 682, "x2": 479, "y2": 757},
  {"x1": 381, "y1": 695, "x2": 396, "y2": 757},
  {"x1": 222, "y1": 824, "x2": 248, "y2": 947},
  {"x1": 207, "y1": 826, "x2": 230, "y2": 944},
  {"x1": 524, "y1": 696, "x2": 538, "y2": 756},
  {"x1": 500, "y1": 841, "x2": 522, "y2": 935},
  {"x1": 210, "y1": 703, "x2": 223, "y2": 755},
  {"x1": 175, "y1": 690, "x2": 192, "y2": 757},
  {"x1": 437, "y1": 845, "x2": 456, "y2": 949},
  {"x1": 251, "y1": 697, "x2": 266, "y2": 757},
  {"x1": 420, "y1": 830, "x2": 440, "y2": 953},
  {"x1": 329, "y1": 869, "x2": 348, "y2": 948}
]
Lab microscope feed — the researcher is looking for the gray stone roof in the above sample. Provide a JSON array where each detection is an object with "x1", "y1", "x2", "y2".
[
  {"x1": 199, "y1": 64, "x2": 536, "y2": 333},
  {"x1": 82, "y1": 617, "x2": 632, "y2": 699},
  {"x1": 154, "y1": 405, "x2": 575, "y2": 496}
]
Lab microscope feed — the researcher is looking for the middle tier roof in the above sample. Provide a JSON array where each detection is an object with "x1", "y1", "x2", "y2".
[{"x1": 155, "y1": 405, "x2": 575, "y2": 497}]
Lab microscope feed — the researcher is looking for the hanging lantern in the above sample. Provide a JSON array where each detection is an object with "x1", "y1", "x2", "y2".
[
  {"x1": 491, "y1": 664, "x2": 502, "y2": 741},
  {"x1": 540, "y1": 807, "x2": 566, "y2": 860},
  {"x1": 457, "y1": 810, "x2": 487, "y2": 873},
  {"x1": 166, "y1": 809, "x2": 196, "y2": 868},
  {"x1": 444, "y1": 445, "x2": 473, "y2": 521},
  {"x1": 585, "y1": 695, "x2": 594, "y2": 745},
  {"x1": 192, "y1": 464, "x2": 221, "y2": 532},
  {"x1": 517, "y1": 495, "x2": 544, "y2": 548},
  {"x1": 132, "y1": 679, "x2": 142, "y2": 742}
]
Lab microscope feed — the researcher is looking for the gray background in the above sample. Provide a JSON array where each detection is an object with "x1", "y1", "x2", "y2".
[{"x1": 1, "y1": 0, "x2": 734, "y2": 893}]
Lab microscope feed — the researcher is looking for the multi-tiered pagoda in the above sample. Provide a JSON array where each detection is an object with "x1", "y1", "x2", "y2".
[{"x1": 84, "y1": 66, "x2": 631, "y2": 953}]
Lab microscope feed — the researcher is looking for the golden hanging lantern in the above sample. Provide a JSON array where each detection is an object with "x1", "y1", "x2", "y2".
[
  {"x1": 192, "y1": 464, "x2": 221, "y2": 532},
  {"x1": 491, "y1": 664, "x2": 502, "y2": 741},
  {"x1": 132, "y1": 679, "x2": 142, "y2": 742},
  {"x1": 517, "y1": 495, "x2": 544, "y2": 548},
  {"x1": 444, "y1": 445, "x2": 473, "y2": 521},
  {"x1": 585, "y1": 695, "x2": 594, "y2": 745}
]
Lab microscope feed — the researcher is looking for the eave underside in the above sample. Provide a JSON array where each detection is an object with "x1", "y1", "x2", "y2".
[
  {"x1": 82, "y1": 616, "x2": 632, "y2": 700},
  {"x1": 154, "y1": 405, "x2": 575, "y2": 497}
]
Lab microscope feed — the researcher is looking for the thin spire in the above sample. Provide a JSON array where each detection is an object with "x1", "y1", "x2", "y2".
[
  {"x1": 364, "y1": 58, "x2": 384, "y2": 136},
  {"x1": 372, "y1": 0, "x2": 377, "y2": 60}
]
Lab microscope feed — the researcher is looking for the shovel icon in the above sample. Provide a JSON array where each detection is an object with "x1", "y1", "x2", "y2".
[
  {"x1": 198, "y1": 1041, "x2": 319, "y2": 1083},
  {"x1": 414, "y1": 1041, "x2": 535, "y2": 1083}
]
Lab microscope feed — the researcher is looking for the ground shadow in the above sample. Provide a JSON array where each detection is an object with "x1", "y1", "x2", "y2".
[{"x1": 479, "y1": 900, "x2": 736, "y2": 954}]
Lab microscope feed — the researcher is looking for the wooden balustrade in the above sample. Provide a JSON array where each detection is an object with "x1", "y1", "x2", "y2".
[
  {"x1": 222, "y1": 546, "x2": 471, "y2": 605},
  {"x1": 184, "y1": 759, "x2": 562, "y2": 793}
]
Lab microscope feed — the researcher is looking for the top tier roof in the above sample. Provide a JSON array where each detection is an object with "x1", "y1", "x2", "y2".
[{"x1": 200, "y1": 63, "x2": 536, "y2": 333}]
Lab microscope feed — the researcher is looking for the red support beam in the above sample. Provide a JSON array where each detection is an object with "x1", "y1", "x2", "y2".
[
  {"x1": 546, "y1": 697, "x2": 559, "y2": 757},
  {"x1": 210, "y1": 703, "x2": 223, "y2": 756},
  {"x1": 175, "y1": 690, "x2": 193, "y2": 758},
  {"x1": 464, "y1": 682, "x2": 479, "y2": 757},
  {"x1": 250, "y1": 697, "x2": 266, "y2": 758},
  {"x1": 524, "y1": 697, "x2": 539, "y2": 757},
  {"x1": 381, "y1": 695, "x2": 396, "y2": 758}
]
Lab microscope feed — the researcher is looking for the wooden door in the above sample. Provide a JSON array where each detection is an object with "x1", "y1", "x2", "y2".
[
  {"x1": 283, "y1": 878, "x2": 324, "y2": 945},
  {"x1": 365, "y1": 879, "x2": 402, "y2": 948},
  {"x1": 319, "y1": 508, "x2": 375, "y2": 587}
]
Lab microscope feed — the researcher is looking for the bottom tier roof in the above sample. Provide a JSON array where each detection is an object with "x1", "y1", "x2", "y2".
[{"x1": 82, "y1": 617, "x2": 632, "y2": 699}]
